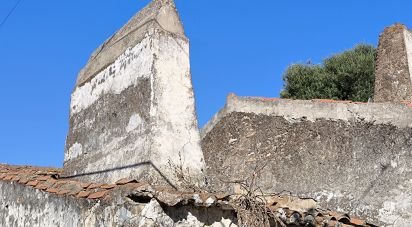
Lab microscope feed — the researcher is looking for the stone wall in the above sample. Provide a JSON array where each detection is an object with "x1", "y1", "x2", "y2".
[
  {"x1": 201, "y1": 94, "x2": 412, "y2": 226},
  {"x1": 0, "y1": 164, "x2": 373, "y2": 227},
  {"x1": 62, "y1": 0, "x2": 205, "y2": 188},
  {"x1": 0, "y1": 180, "x2": 237, "y2": 227},
  {"x1": 1, "y1": 180, "x2": 122, "y2": 227},
  {"x1": 374, "y1": 24, "x2": 412, "y2": 102}
]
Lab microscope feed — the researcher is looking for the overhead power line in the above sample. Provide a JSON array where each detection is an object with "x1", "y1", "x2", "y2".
[{"x1": 0, "y1": 0, "x2": 23, "y2": 28}]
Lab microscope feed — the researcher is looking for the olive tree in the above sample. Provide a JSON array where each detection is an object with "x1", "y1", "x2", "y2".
[{"x1": 281, "y1": 44, "x2": 376, "y2": 102}]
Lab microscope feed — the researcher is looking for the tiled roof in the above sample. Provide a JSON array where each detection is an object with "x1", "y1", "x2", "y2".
[
  {"x1": 0, "y1": 164, "x2": 152, "y2": 200},
  {"x1": 0, "y1": 164, "x2": 375, "y2": 226}
]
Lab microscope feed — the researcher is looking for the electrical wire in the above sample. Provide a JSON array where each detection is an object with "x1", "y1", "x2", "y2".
[{"x1": 0, "y1": 0, "x2": 23, "y2": 28}]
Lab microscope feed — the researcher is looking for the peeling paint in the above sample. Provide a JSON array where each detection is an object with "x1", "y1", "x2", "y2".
[
  {"x1": 126, "y1": 113, "x2": 143, "y2": 133},
  {"x1": 65, "y1": 143, "x2": 83, "y2": 161},
  {"x1": 70, "y1": 33, "x2": 154, "y2": 115},
  {"x1": 64, "y1": 2, "x2": 205, "y2": 187},
  {"x1": 0, "y1": 180, "x2": 238, "y2": 227},
  {"x1": 404, "y1": 29, "x2": 412, "y2": 87}
]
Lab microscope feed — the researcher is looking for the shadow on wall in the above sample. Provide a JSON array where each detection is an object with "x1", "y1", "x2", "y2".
[
  {"x1": 162, "y1": 204, "x2": 238, "y2": 226},
  {"x1": 60, "y1": 161, "x2": 178, "y2": 190}
]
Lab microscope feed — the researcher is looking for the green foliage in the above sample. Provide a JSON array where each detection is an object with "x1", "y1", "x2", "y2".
[{"x1": 281, "y1": 44, "x2": 376, "y2": 102}]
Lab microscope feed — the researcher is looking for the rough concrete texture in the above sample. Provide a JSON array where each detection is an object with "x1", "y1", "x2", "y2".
[
  {"x1": 0, "y1": 164, "x2": 374, "y2": 227},
  {"x1": 0, "y1": 181, "x2": 237, "y2": 227},
  {"x1": 202, "y1": 94, "x2": 412, "y2": 226},
  {"x1": 374, "y1": 23, "x2": 412, "y2": 102},
  {"x1": 63, "y1": 0, "x2": 205, "y2": 188}
]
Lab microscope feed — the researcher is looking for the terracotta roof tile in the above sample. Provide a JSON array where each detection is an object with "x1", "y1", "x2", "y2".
[
  {"x1": 88, "y1": 190, "x2": 108, "y2": 199},
  {"x1": 80, "y1": 182, "x2": 92, "y2": 189},
  {"x1": 69, "y1": 188, "x2": 83, "y2": 196},
  {"x1": 68, "y1": 189, "x2": 82, "y2": 196},
  {"x1": 11, "y1": 176, "x2": 21, "y2": 182},
  {"x1": 350, "y1": 216, "x2": 366, "y2": 226},
  {"x1": 77, "y1": 191, "x2": 92, "y2": 198},
  {"x1": 35, "y1": 180, "x2": 56, "y2": 191},
  {"x1": 60, "y1": 181, "x2": 81, "y2": 189},
  {"x1": 0, "y1": 164, "x2": 373, "y2": 226},
  {"x1": 215, "y1": 192, "x2": 230, "y2": 200},
  {"x1": 88, "y1": 183, "x2": 103, "y2": 189},
  {"x1": 46, "y1": 178, "x2": 58, "y2": 184},
  {"x1": 315, "y1": 216, "x2": 324, "y2": 224},
  {"x1": 199, "y1": 193, "x2": 210, "y2": 202},
  {"x1": 57, "y1": 189, "x2": 71, "y2": 195},
  {"x1": 36, "y1": 176, "x2": 51, "y2": 181},
  {"x1": 46, "y1": 188, "x2": 59, "y2": 193},
  {"x1": 35, "y1": 184, "x2": 49, "y2": 190},
  {"x1": 327, "y1": 220, "x2": 338, "y2": 227},
  {"x1": 115, "y1": 178, "x2": 138, "y2": 185},
  {"x1": 53, "y1": 181, "x2": 70, "y2": 189},
  {"x1": 3, "y1": 175, "x2": 14, "y2": 181},
  {"x1": 101, "y1": 184, "x2": 116, "y2": 189},
  {"x1": 18, "y1": 178, "x2": 30, "y2": 184},
  {"x1": 26, "y1": 180, "x2": 39, "y2": 187}
]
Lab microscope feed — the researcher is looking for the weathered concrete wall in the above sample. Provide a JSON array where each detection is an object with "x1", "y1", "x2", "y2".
[
  {"x1": 0, "y1": 180, "x2": 238, "y2": 227},
  {"x1": 0, "y1": 180, "x2": 136, "y2": 227},
  {"x1": 202, "y1": 94, "x2": 412, "y2": 226},
  {"x1": 374, "y1": 23, "x2": 412, "y2": 102},
  {"x1": 63, "y1": 0, "x2": 205, "y2": 188},
  {"x1": 0, "y1": 162, "x2": 375, "y2": 227}
]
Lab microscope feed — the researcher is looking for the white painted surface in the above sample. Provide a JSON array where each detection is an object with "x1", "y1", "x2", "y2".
[
  {"x1": 67, "y1": 29, "x2": 205, "y2": 187},
  {"x1": 404, "y1": 29, "x2": 412, "y2": 87},
  {"x1": 138, "y1": 199, "x2": 174, "y2": 227},
  {"x1": 149, "y1": 33, "x2": 205, "y2": 187},
  {"x1": 378, "y1": 193, "x2": 412, "y2": 226},
  {"x1": 82, "y1": 134, "x2": 149, "y2": 180},
  {"x1": 70, "y1": 32, "x2": 154, "y2": 115},
  {"x1": 65, "y1": 143, "x2": 83, "y2": 161},
  {"x1": 1, "y1": 182, "x2": 81, "y2": 227},
  {"x1": 126, "y1": 113, "x2": 144, "y2": 133}
]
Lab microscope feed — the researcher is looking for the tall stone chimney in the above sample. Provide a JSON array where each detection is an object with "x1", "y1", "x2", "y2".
[
  {"x1": 374, "y1": 23, "x2": 412, "y2": 102},
  {"x1": 62, "y1": 0, "x2": 205, "y2": 189}
]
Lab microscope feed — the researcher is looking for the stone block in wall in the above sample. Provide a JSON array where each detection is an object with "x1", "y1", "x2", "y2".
[
  {"x1": 201, "y1": 94, "x2": 412, "y2": 226},
  {"x1": 62, "y1": 0, "x2": 205, "y2": 189},
  {"x1": 374, "y1": 23, "x2": 412, "y2": 102}
]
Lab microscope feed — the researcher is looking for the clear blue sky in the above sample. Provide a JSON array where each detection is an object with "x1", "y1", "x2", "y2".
[{"x1": 0, "y1": 0, "x2": 411, "y2": 168}]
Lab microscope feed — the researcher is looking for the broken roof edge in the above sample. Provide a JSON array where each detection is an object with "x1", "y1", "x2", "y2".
[
  {"x1": 75, "y1": 0, "x2": 186, "y2": 87},
  {"x1": 201, "y1": 93, "x2": 412, "y2": 139},
  {"x1": 382, "y1": 22, "x2": 409, "y2": 34}
]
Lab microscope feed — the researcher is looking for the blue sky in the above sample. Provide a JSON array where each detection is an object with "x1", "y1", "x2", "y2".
[{"x1": 0, "y1": 0, "x2": 411, "y2": 167}]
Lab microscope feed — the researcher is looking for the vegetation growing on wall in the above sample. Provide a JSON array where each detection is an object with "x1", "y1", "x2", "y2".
[{"x1": 280, "y1": 44, "x2": 376, "y2": 102}]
